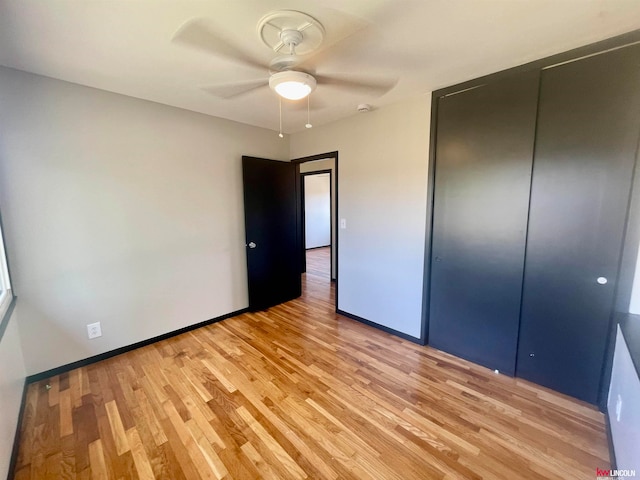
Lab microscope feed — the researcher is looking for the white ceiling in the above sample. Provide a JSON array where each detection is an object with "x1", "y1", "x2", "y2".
[{"x1": 1, "y1": 0, "x2": 640, "y2": 134}]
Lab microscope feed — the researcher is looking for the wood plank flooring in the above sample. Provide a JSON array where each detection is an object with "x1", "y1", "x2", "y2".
[{"x1": 13, "y1": 247, "x2": 610, "y2": 479}]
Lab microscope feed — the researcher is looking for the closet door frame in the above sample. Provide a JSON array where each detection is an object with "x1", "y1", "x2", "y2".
[{"x1": 422, "y1": 29, "x2": 640, "y2": 409}]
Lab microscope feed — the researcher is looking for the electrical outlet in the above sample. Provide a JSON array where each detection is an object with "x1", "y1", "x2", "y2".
[
  {"x1": 616, "y1": 394, "x2": 622, "y2": 422},
  {"x1": 340, "y1": 218, "x2": 346, "y2": 229},
  {"x1": 87, "y1": 322, "x2": 102, "y2": 339}
]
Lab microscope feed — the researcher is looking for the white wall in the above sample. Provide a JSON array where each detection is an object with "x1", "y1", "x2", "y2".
[
  {"x1": 304, "y1": 173, "x2": 331, "y2": 249},
  {"x1": 608, "y1": 326, "x2": 640, "y2": 472},
  {"x1": 0, "y1": 307, "x2": 27, "y2": 479},
  {"x1": 0, "y1": 67, "x2": 288, "y2": 375},
  {"x1": 301, "y1": 158, "x2": 336, "y2": 280},
  {"x1": 290, "y1": 96, "x2": 431, "y2": 338}
]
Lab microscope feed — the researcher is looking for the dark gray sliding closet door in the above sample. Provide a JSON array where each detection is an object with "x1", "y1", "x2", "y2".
[
  {"x1": 429, "y1": 71, "x2": 540, "y2": 375},
  {"x1": 516, "y1": 45, "x2": 640, "y2": 404}
]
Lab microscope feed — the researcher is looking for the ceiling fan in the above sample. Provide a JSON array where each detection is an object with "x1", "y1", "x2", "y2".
[{"x1": 172, "y1": 10, "x2": 397, "y2": 105}]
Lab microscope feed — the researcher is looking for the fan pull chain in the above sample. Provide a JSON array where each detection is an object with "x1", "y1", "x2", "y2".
[
  {"x1": 278, "y1": 97, "x2": 284, "y2": 138},
  {"x1": 306, "y1": 95, "x2": 312, "y2": 129}
]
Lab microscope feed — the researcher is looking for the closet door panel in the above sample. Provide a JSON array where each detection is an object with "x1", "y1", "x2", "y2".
[
  {"x1": 429, "y1": 71, "x2": 539, "y2": 375},
  {"x1": 517, "y1": 45, "x2": 640, "y2": 403}
]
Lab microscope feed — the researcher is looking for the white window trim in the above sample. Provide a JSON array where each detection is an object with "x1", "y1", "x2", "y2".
[
  {"x1": 0, "y1": 289, "x2": 11, "y2": 320},
  {"x1": 0, "y1": 219, "x2": 13, "y2": 321}
]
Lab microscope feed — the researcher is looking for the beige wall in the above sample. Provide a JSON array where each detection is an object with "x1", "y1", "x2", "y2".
[
  {"x1": 0, "y1": 66, "x2": 288, "y2": 375},
  {"x1": 290, "y1": 97, "x2": 431, "y2": 338},
  {"x1": 0, "y1": 307, "x2": 26, "y2": 478}
]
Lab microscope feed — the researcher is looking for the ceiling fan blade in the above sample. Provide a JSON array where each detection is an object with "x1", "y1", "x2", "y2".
[
  {"x1": 315, "y1": 74, "x2": 398, "y2": 97},
  {"x1": 201, "y1": 79, "x2": 269, "y2": 99},
  {"x1": 173, "y1": 18, "x2": 268, "y2": 71}
]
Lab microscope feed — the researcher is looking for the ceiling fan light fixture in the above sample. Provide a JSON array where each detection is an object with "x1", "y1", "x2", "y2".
[{"x1": 269, "y1": 71, "x2": 316, "y2": 100}]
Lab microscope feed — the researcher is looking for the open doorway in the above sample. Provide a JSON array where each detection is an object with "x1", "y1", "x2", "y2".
[
  {"x1": 302, "y1": 170, "x2": 332, "y2": 282},
  {"x1": 293, "y1": 153, "x2": 338, "y2": 309}
]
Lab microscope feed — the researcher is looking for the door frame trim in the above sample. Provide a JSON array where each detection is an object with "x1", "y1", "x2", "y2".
[{"x1": 292, "y1": 151, "x2": 339, "y2": 311}]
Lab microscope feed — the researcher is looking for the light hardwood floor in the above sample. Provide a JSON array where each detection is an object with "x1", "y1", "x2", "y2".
[{"x1": 13, "y1": 247, "x2": 609, "y2": 479}]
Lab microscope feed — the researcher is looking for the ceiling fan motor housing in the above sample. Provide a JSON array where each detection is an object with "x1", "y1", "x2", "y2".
[
  {"x1": 280, "y1": 29, "x2": 302, "y2": 49},
  {"x1": 269, "y1": 54, "x2": 299, "y2": 73}
]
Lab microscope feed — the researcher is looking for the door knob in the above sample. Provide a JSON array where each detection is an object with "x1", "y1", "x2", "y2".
[
  {"x1": 248, "y1": 242, "x2": 257, "y2": 249},
  {"x1": 597, "y1": 277, "x2": 607, "y2": 285}
]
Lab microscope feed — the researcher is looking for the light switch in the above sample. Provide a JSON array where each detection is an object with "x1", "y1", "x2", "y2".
[{"x1": 340, "y1": 218, "x2": 346, "y2": 229}]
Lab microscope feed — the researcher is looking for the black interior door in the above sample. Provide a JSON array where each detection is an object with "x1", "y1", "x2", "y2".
[
  {"x1": 242, "y1": 156, "x2": 301, "y2": 311},
  {"x1": 516, "y1": 45, "x2": 640, "y2": 404},
  {"x1": 429, "y1": 71, "x2": 540, "y2": 375}
]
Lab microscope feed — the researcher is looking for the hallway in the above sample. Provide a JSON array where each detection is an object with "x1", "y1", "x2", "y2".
[{"x1": 301, "y1": 246, "x2": 333, "y2": 308}]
